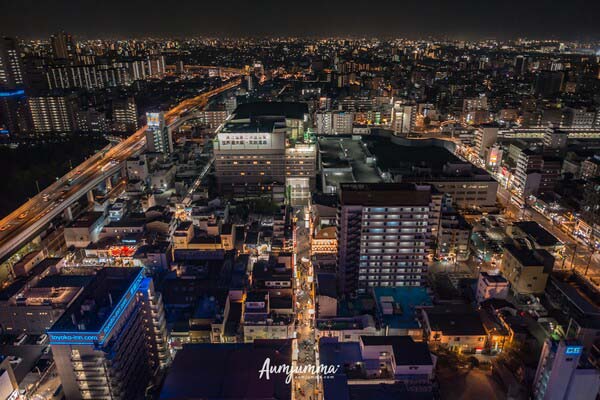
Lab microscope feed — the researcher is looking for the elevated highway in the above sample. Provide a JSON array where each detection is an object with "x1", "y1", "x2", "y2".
[{"x1": 0, "y1": 77, "x2": 241, "y2": 262}]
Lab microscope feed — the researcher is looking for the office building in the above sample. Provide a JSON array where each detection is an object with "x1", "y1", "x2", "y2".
[
  {"x1": 337, "y1": 183, "x2": 437, "y2": 294},
  {"x1": 514, "y1": 148, "x2": 544, "y2": 197},
  {"x1": 0, "y1": 261, "x2": 92, "y2": 334},
  {"x1": 146, "y1": 112, "x2": 172, "y2": 154},
  {"x1": 514, "y1": 55, "x2": 527, "y2": 75},
  {"x1": 48, "y1": 268, "x2": 165, "y2": 400},
  {"x1": 533, "y1": 339, "x2": 600, "y2": 400}
]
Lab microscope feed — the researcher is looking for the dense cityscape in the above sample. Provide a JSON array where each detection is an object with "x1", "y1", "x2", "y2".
[{"x1": 0, "y1": 21, "x2": 600, "y2": 400}]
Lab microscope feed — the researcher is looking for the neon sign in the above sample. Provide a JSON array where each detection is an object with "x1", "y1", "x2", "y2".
[
  {"x1": 565, "y1": 346, "x2": 582, "y2": 355},
  {"x1": 48, "y1": 269, "x2": 145, "y2": 346}
]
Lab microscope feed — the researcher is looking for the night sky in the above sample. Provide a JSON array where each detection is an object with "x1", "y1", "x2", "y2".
[{"x1": 1, "y1": 0, "x2": 599, "y2": 39}]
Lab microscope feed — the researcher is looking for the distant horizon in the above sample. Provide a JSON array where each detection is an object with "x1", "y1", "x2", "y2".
[
  {"x1": 5, "y1": 34, "x2": 600, "y2": 44},
  {"x1": 2, "y1": 0, "x2": 600, "y2": 41}
]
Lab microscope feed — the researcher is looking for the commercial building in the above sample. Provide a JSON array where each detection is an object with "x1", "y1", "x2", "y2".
[
  {"x1": 48, "y1": 268, "x2": 166, "y2": 400},
  {"x1": 337, "y1": 183, "x2": 437, "y2": 294},
  {"x1": 365, "y1": 134, "x2": 498, "y2": 208},
  {"x1": 213, "y1": 102, "x2": 316, "y2": 203},
  {"x1": 533, "y1": 339, "x2": 600, "y2": 400}
]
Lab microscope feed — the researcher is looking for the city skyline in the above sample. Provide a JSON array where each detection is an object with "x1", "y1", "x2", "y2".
[{"x1": 1, "y1": 15, "x2": 600, "y2": 400}]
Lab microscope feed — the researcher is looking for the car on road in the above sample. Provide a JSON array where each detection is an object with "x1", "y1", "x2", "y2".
[
  {"x1": 0, "y1": 225, "x2": 8, "y2": 231},
  {"x1": 18, "y1": 212, "x2": 28, "y2": 219}
]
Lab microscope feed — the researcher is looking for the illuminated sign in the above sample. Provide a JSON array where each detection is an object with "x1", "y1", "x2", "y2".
[
  {"x1": 48, "y1": 269, "x2": 145, "y2": 346},
  {"x1": 108, "y1": 245, "x2": 137, "y2": 257},
  {"x1": 146, "y1": 112, "x2": 164, "y2": 130},
  {"x1": 565, "y1": 346, "x2": 582, "y2": 355},
  {"x1": 0, "y1": 89, "x2": 24, "y2": 97}
]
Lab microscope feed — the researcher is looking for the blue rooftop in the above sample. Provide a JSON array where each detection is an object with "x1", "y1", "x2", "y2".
[{"x1": 373, "y1": 287, "x2": 432, "y2": 330}]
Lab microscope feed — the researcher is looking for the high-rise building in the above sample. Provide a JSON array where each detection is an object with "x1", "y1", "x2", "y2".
[
  {"x1": 50, "y1": 31, "x2": 77, "y2": 60},
  {"x1": 145, "y1": 112, "x2": 172, "y2": 154},
  {"x1": 0, "y1": 37, "x2": 24, "y2": 90},
  {"x1": 0, "y1": 38, "x2": 25, "y2": 135},
  {"x1": 336, "y1": 183, "x2": 438, "y2": 294},
  {"x1": 27, "y1": 94, "x2": 76, "y2": 134},
  {"x1": 533, "y1": 339, "x2": 600, "y2": 400},
  {"x1": 390, "y1": 103, "x2": 416, "y2": 134},
  {"x1": 48, "y1": 268, "x2": 166, "y2": 400},
  {"x1": 137, "y1": 277, "x2": 170, "y2": 370},
  {"x1": 112, "y1": 97, "x2": 138, "y2": 132}
]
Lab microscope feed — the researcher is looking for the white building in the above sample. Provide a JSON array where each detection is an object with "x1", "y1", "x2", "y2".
[
  {"x1": 476, "y1": 272, "x2": 509, "y2": 303},
  {"x1": 533, "y1": 339, "x2": 600, "y2": 400}
]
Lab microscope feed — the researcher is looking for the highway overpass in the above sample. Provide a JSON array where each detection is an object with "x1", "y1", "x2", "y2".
[{"x1": 0, "y1": 77, "x2": 242, "y2": 263}]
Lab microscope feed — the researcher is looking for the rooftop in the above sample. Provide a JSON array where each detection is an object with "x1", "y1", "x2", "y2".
[
  {"x1": 513, "y1": 221, "x2": 560, "y2": 247},
  {"x1": 339, "y1": 183, "x2": 431, "y2": 207},
  {"x1": 232, "y1": 101, "x2": 308, "y2": 120},
  {"x1": 504, "y1": 243, "x2": 554, "y2": 273},
  {"x1": 159, "y1": 340, "x2": 292, "y2": 400},
  {"x1": 49, "y1": 268, "x2": 144, "y2": 340},
  {"x1": 361, "y1": 335, "x2": 434, "y2": 366},
  {"x1": 374, "y1": 286, "x2": 432, "y2": 330},
  {"x1": 425, "y1": 305, "x2": 486, "y2": 336}
]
